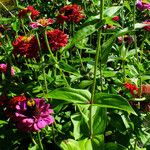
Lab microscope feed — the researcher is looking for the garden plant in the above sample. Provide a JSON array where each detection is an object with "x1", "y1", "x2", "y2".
[{"x1": 0, "y1": 0, "x2": 150, "y2": 149}]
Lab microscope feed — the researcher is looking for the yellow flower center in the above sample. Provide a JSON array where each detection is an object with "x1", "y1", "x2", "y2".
[
  {"x1": 27, "y1": 99, "x2": 36, "y2": 107},
  {"x1": 22, "y1": 36, "x2": 32, "y2": 42}
]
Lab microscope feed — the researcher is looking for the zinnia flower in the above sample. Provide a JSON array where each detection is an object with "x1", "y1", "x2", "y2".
[
  {"x1": 112, "y1": 16, "x2": 120, "y2": 21},
  {"x1": 143, "y1": 20, "x2": 150, "y2": 31},
  {"x1": 57, "y1": 4, "x2": 85, "y2": 23},
  {"x1": 29, "y1": 18, "x2": 54, "y2": 28},
  {"x1": 136, "y1": 0, "x2": 150, "y2": 11},
  {"x1": 13, "y1": 98, "x2": 54, "y2": 132},
  {"x1": 18, "y1": 6, "x2": 40, "y2": 20},
  {"x1": 117, "y1": 35, "x2": 133, "y2": 44},
  {"x1": 46, "y1": 29, "x2": 68, "y2": 51},
  {"x1": 12, "y1": 35, "x2": 39, "y2": 58},
  {"x1": 124, "y1": 83, "x2": 139, "y2": 97},
  {"x1": 0, "y1": 63, "x2": 15, "y2": 76},
  {"x1": 142, "y1": 84, "x2": 150, "y2": 95}
]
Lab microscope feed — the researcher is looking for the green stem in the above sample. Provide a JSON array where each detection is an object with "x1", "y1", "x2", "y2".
[
  {"x1": 37, "y1": 132, "x2": 44, "y2": 150},
  {"x1": 89, "y1": 0, "x2": 104, "y2": 138},
  {"x1": 44, "y1": 31, "x2": 69, "y2": 87}
]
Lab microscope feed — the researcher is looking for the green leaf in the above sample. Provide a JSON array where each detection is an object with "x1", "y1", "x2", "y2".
[
  {"x1": 94, "y1": 93, "x2": 136, "y2": 115},
  {"x1": 60, "y1": 138, "x2": 92, "y2": 150},
  {"x1": 71, "y1": 113, "x2": 82, "y2": 140},
  {"x1": 46, "y1": 88, "x2": 91, "y2": 104},
  {"x1": 63, "y1": 21, "x2": 102, "y2": 52},
  {"x1": 58, "y1": 61, "x2": 80, "y2": 76},
  {"x1": 92, "y1": 107, "x2": 107, "y2": 135},
  {"x1": 104, "y1": 143, "x2": 128, "y2": 150},
  {"x1": 104, "y1": 6, "x2": 122, "y2": 17},
  {"x1": 79, "y1": 80, "x2": 93, "y2": 88}
]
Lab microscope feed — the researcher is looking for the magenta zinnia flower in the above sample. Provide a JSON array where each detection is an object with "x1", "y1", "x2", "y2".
[
  {"x1": 13, "y1": 98, "x2": 54, "y2": 132},
  {"x1": 0, "y1": 63, "x2": 15, "y2": 76},
  {"x1": 136, "y1": 0, "x2": 150, "y2": 11}
]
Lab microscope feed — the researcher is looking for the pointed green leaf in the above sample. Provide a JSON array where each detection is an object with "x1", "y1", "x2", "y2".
[
  {"x1": 46, "y1": 88, "x2": 91, "y2": 104},
  {"x1": 94, "y1": 93, "x2": 136, "y2": 115}
]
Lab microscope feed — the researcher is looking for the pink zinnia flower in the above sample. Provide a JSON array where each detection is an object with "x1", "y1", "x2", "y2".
[
  {"x1": 57, "y1": 4, "x2": 85, "y2": 23},
  {"x1": 12, "y1": 35, "x2": 39, "y2": 58},
  {"x1": 136, "y1": 0, "x2": 150, "y2": 11},
  {"x1": 46, "y1": 29, "x2": 68, "y2": 51},
  {"x1": 29, "y1": 18, "x2": 54, "y2": 28},
  {"x1": 0, "y1": 64, "x2": 15, "y2": 76},
  {"x1": 18, "y1": 6, "x2": 40, "y2": 20},
  {"x1": 12, "y1": 98, "x2": 54, "y2": 132},
  {"x1": 124, "y1": 83, "x2": 139, "y2": 97}
]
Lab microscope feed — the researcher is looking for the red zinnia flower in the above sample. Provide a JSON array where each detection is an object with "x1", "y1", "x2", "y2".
[
  {"x1": 57, "y1": 4, "x2": 85, "y2": 23},
  {"x1": 124, "y1": 83, "x2": 139, "y2": 97},
  {"x1": 46, "y1": 29, "x2": 68, "y2": 51},
  {"x1": 18, "y1": 6, "x2": 40, "y2": 20},
  {"x1": 12, "y1": 35, "x2": 39, "y2": 58},
  {"x1": 112, "y1": 16, "x2": 120, "y2": 21}
]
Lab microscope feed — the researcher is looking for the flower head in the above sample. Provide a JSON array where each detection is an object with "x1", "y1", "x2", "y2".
[
  {"x1": 0, "y1": 64, "x2": 15, "y2": 76},
  {"x1": 136, "y1": 0, "x2": 150, "y2": 11},
  {"x1": 117, "y1": 35, "x2": 133, "y2": 44},
  {"x1": 143, "y1": 20, "x2": 150, "y2": 31},
  {"x1": 12, "y1": 98, "x2": 54, "y2": 132},
  {"x1": 124, "y1": 83, "x2": 139, "y2": 97},
  {"x1": 29, "y1": 18, "x2": 54, "y2": 29},
  {"x1": 142, "y1": 84, "x2": 150, "y2": 95},
  {"x1": 12, "y1": 35, "x2": 39, "y2": 58},
  {"x1": 46, "y1": 29, "x2": 68, "y2": 51},
  {"x1": 57, "y1": 4, "x2": 85, "y2": 23},
  {"x1": 18, "y1": 6, "x2": 40, "y2": 20},
  {"x1": 112, "y1": 16, "x2": 120, "y2": 21}
]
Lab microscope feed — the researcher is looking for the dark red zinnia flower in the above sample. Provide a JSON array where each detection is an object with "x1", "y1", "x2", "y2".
[
  {"x1": 12, "y1": 35, "x2": 39, "y2": 58},
  {"x1": 57, "y1": 4, "x2": 85, "y2": 23},
  {"x1": 124, "y1": 83, "x2": 139, "y2": 97},
  {"x1": 46, "y1": 29, "x2": 68, "y2": 51},
  {"x1": 112, "y1": 16, "x2": 119, "y2": 21},
  {"x1": 18, "y1": 6, "x2": 40, "y2": 20}
]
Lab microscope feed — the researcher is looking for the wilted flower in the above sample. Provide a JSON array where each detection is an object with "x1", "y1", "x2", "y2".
[
  {"x1": 29, "y1": 18, "x2": 54, "y2": 28},
  {"x1": 143, "y1": 20, "x2": 150, "y2": 31},
  {"x1": 18, "y1": 6, "x2": 40, "y2": 20},
  {"x1": 57, "y1": 4, "x2": 85, "y2": 23},
  {"x1": 0, "y1": 94, "x2": 8, "y2": 106},
  {"x1": 12, "y1": 35, "x2": 39, "y2": 58},
  {"x1": 112, "y1": 16, "x2": 120, "y2": 21},
  {"x1": 103, "y1": 24, "x2": 116, "y2": 30},
  {"x1": 12, "y1": 98, "x2": 54, "y2": 132},
  {"x1": 124, "y1": 83, "x2": 139, "y2": 97},
  {"x1": 141, "y1": 101, "x2": 150, "y2": 112},
  {"x1": 136, "y1": 0, "x2": 150, "y2": 11},
  {"x1": 118, "y1": 35, "x2": 134, "y2": 44},
  {"x1": 46, "y1": 29, "x2": 68, "y2": 51},
  {"x1": 142, "y1": 84, "x2": 150, "y2": 95},
  {"x1": 0, "y1": 64, "x2": 15, "y2": 76}
]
